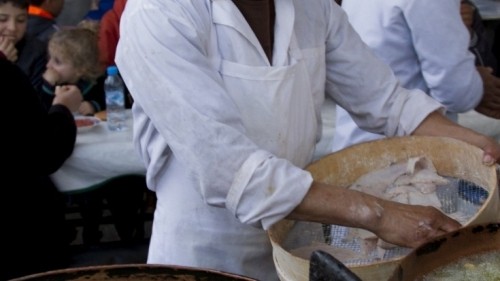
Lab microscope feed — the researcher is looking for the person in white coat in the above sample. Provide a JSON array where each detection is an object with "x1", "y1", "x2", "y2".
[
  {"x1": 115, "y1": 1, "x2": 500, "y2": 280},
  {"x1": 333, "y1": 0, "x2": 500, "y2": 153}
]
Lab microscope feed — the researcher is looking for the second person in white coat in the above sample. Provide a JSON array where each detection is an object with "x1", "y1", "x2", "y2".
[{"x1": 333, "y1": 0, "x2": 500, "y2": 153}]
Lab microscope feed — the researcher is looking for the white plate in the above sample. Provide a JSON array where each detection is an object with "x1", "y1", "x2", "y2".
[{"x1": 75, "y1": 116, "x2": 100, "y2": 132}]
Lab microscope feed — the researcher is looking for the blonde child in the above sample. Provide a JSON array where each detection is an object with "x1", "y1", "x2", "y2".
[{"x1": 41, "y1": 27, "x2": 105, "y2": 115}]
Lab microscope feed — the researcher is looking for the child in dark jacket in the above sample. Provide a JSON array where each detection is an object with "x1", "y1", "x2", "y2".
[
  {"x1": 41, "y1": 27, "x2": 105, "y2": 115},
  {"x1": 0, "y1": 0, "x2": 47, "y2": 90}
]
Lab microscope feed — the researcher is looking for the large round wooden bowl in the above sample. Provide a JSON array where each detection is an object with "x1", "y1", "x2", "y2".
[
  {"x1": 11, "y1": 264, "x2": 257, "y2": 281},
  {"x1": 388, "y1": 223, "x2": 500, "y2": 281},
  {"x1": 268, "y1": 136, "x2": 499, "y2": 281}
]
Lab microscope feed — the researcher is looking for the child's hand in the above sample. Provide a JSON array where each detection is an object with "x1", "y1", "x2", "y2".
[
  {"x1": 43, "y1": 68, "x2": 61, "y2": 85},
  {"x1": 78, "y1": 101, "x2": 96, "y2": 116},
  {"x1": 0, "y1": 37, "x2": 18, "y2": 62},
  {"x1": 53, "y1": 85, "x2": 82, "y2": 112}
]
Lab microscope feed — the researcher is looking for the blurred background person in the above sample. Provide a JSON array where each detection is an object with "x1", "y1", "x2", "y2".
[
  {"x1": 77, "y1": 0, "x2": 114, "y2": 34},
  {"x1": 461, "y1": 0, "x2": 497, "y2": 74},
  {"x1": 84, "y1": 0, "x2": 113, "y2": 23},
  {"x1": 333, "y1": 0, "x2": 500, "y2": 153},
  {"x1": 98, "y1": 0, "x2": 125, "y2": 69},
  {"x1": 27, "y1": 0, "x2": 65, "y2": 43},
  {"x1": 97, "y1": 0, "x2": 133, "y2": 107},
  {"x1": 56, "y1": 0, "x2": 91, "y2": 27},
  {"x1": 495, "y1": 25, "x2": 500, "y2": 73},
  {"x1": 0, "y1": 0, "x2": 46, "y2": 90}
]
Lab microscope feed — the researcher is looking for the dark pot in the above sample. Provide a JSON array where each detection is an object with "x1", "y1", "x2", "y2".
[{"x1": 11, "y1": 264, "x2": 257, "y2": 281}]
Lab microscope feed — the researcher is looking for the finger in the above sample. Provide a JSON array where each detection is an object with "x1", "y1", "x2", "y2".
[
  {"x1": 427, "y1": 211, "x2": 460, "y2": 232},
  {"x1": 483, "y1": 154, "x2": 495, "y2": 165},
  {"x1": 436, "y1": 219, "x2": 461, "y2": 233},
  {"x1": 414, "y1": 220, "x2": 457, "y2": 245},
  {"x1": 0, "y1": 36, "x2": 8, "y2": 46}
]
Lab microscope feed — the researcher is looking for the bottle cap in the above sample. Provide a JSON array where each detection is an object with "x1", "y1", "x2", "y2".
[{"x1": 107, "y1": 66, "x2": 119, "y2": 76}]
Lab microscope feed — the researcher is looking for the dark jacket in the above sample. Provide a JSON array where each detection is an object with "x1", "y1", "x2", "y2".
[
  {"x1": 1, "y1": 58, "x2": 76, "y2": 280},
  {"x1": 27, "y1": 14, "x2": 59, "y2": 43},
  {"x1": 15, "y1": 36, "x2": 48, "y2": 91},
  {"x1": 494, "y1": 24, "x2": 500, "y2": 74},
  {"x1": 41, "y1": 75, "x2": 107, "y2": 113}
]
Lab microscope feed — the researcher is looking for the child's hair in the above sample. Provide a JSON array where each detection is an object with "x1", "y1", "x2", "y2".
[
  {"x1": 48, "y1": 27, "x2": 103, "y2": 82},
  {"x1": 0, "y1": 0, "x2": 29, "y2": 9},
  {"x1": 77, "y1": 19, "x2": 101, "y2": 35}
]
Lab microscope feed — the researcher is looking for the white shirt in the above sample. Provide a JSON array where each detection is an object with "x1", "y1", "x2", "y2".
[
  {"x1": 116, "y1": 0, "x2": 443, "y2": 279},
  {"x1": 333, "y1": 0, "x2": 483, "y2": 152}
]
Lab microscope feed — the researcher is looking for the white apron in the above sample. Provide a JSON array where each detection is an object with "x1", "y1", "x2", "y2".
[{"x1": 148, "y1": 1, "x2": 318, "y2": 280}]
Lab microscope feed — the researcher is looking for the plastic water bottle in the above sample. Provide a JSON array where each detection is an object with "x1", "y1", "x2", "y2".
[{"x1": 105, "y1": 66, "x2": 127, "y2": 131}]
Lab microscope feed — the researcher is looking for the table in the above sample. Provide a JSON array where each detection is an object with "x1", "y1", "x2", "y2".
[
  {"x1": 314, "y1": 99, "x2": 500, "y2": 161},
  {"x1": 458, "y1": 110, "x2": 500, "y2": 142},
  {"x1": 51, "y1": 110, "x2": 147, "y2": 194},
  {"x1": 51, "y1": 111, "x2": 151, "y2": 245}
]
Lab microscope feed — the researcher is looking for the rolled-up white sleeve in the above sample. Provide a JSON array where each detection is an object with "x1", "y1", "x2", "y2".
[{"x1": 227, "y1": 150, "x2": 313, "y2": 229}]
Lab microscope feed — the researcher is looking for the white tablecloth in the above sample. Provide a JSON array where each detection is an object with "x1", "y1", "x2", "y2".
[
  {"x1": 458, "y1": 110, "x2": 500, "y2": 142},
  {"x1": 313, "y1": 99, "x2": 500, "y2": 161},
  {"x1": 52, "y1": 110, "x2": 147, "y2": 193},
  {"x1": 52, "y1": 104, "x2": 497, "y2": 193}
]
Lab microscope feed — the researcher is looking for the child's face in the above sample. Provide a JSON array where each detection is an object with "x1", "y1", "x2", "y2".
[
  {"x1": 0, "y1": 2, "x2": 27, "y2": 45},
  {"x1": 46, "y1": 45, "x2": 82, "y2": 84}
]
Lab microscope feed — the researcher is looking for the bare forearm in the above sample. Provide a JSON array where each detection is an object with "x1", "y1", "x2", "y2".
[
  {"x1": 285, "y1": 111, "x2": 498, "y2": 249},
  {"x1": 412, "y1": 111, "x2": 475, "y2": 138},
  {"x1": 287, "y1": 181, "x2": 383, "y2": 230},
  {"x1": 287, "y1": 180, "x2": 461, "y2": 248},
  {"x1": 412, "y1": 111, "x2": 499, "y2": 164}
]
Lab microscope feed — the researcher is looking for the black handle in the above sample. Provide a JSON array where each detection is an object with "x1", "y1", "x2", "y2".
[{"x1": 309, "y1": 250, "x2": 362, "y2": 281}]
